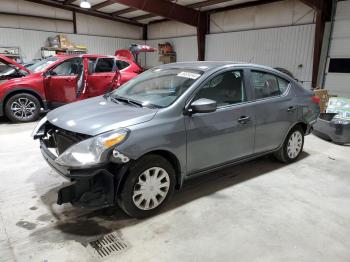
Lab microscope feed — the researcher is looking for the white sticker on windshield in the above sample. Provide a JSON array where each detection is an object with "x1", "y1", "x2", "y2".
[{"x1": 177, "y1": 72, "x2": 201, "y2": 79}]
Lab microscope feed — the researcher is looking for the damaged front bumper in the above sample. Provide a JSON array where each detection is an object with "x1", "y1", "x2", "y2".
[{"x1": 40, "y1": 141, "x2": 129, "y2": 209}]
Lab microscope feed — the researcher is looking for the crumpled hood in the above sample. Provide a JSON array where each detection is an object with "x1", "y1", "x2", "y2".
[
  {"x1": 0, "y1": 54, "x2": 31, "y2": 74},
  {"x1": 47, "y1": 96, "x2": 158, "y2": 136}
]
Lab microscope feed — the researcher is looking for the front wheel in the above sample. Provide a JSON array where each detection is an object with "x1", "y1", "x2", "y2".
[
  {"x1": 274, "y1": 125, "x2": 304, "y2": 163},
  {"x1": 5, "y1": 93, "x2": 41, "y2": 123},
  {"x1": 118, "y1": 155, "x2": 176, "y2": 219}
]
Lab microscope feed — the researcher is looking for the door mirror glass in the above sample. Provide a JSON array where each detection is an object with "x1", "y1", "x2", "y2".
[{"x1": 190, "y1": 98, "x2": 217, "y2": 114}]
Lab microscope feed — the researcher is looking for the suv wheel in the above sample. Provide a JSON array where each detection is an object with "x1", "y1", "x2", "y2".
[
  {"x1": 5, "y1": 93, "x2": 41, "y2": 123},
  {"x1": 118, "y1": 155, "x2": 176, "y2": 218},
  {"x1": 274, "y1": 125, "x2": 304, "y2": 163}
]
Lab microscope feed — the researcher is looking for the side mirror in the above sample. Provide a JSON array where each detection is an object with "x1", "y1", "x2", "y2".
[{"x1": 189, "y1": 98, "x2": 217, "y2": 114}]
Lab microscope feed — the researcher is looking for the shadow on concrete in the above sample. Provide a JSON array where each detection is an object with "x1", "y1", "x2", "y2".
[{"x1": 29, "y1": 152, "x2": 310, "y2": 244}]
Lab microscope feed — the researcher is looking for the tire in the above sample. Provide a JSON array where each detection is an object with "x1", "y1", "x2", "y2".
[
  {"x1": 274, "y1": 125, "x2": 304, "y2": 163},
  {"x1": 4, "y1": 93, "x2": 41, "y2": 123},
  {"x1": 118, "y1": 155, "x2": 176, "y2": 219}
]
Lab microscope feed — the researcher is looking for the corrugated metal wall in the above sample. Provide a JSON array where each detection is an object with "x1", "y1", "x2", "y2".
[
  {"x1": 0, "y1": 28, "x2": 144, "y2": 63},
  {"x1": 206, "y1": 24, "x2": 315, "y2": 88},
  {"x1": 323, "y1": 0, "x2": 350, "y2": 97},
  {"x1": 145, "y1": 36, "x2": 197, "y2": 68}
]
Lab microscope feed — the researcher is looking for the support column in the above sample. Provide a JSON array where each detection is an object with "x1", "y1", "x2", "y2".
[
  {"x1": 312, "y1": 10, "x2": 326, "y2": 88},
  {"x1": 142, "y1": 24, "x2": 148, "y2": 41},
  {"x1": 197, "y1": 12, "x2": 209, "y2": 61},
  {"x1": 72, "y1": 10, "x2": 77, "y2": 34}
]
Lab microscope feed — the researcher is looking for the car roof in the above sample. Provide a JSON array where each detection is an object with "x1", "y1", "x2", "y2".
[
  {"x1": 158, "y1": 61, "x2": 294, "y2": 80},
  {"x1": 53, "y1": 54, "x2": 115, "y2": 59},
  {"x1": 159, "y1": 61, "x2": 276, "y2": 71}
]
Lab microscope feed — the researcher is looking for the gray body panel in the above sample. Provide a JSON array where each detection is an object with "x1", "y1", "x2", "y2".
[
  {"x1": 46, "y1": 96, "x2": 157, "y2": 136},
  {"x1": 45, "y1": 61, "x2": 319, "y2": 179}
]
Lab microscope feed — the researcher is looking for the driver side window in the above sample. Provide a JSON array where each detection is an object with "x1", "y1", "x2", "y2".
[
  {"x1": 195, "y1": 70, "x2": 245, "y2": 107},
  {"x1": 52, "y1": 58, "x2": 82, "y2": 76}
]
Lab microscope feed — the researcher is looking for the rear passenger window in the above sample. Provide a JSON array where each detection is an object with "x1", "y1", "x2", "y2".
[
  {"x1": 94, "y1": 58, "x2": 115, "y2": 73},
  {"x1": 116, "y1": 60, "x2": 130, "y2": 70},
  {"x1": 251, "y1": 71, "x2": 289, "y2": 99}
]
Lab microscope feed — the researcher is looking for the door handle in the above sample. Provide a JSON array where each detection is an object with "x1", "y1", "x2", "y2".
[
  {"x1": 238, "y1": 116, "x2": 250, "y2": 124},
  {"x1": 287, "y1": 106, "x2": 296, "y2": 112}
]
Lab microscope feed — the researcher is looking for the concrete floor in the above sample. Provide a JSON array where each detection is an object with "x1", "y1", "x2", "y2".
[{"x1": 0, "y1": 117, "x2": 350, "y2": 262}]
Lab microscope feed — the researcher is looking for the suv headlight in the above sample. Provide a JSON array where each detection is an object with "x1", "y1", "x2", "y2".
[{"x1": 55, "y1": 129, "x2": 129, "y2": 168}]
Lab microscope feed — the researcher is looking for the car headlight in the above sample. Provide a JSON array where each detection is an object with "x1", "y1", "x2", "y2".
[
  {"x1": 31, "y1": 116, "x2": 47, "y2": 138},
  {"x1": 55, "y1": 129, "x2": 129, "y2": 168}
]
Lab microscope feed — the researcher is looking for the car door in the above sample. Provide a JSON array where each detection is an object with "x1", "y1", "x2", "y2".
[
  {"x1": 185, "y1": 68, "x2": 255, "y2": 175},
  {"x1": 44, "y1": 57, "x2": 83, "y2": 106},
  {"x1": 86, "y1": 57, "x2": 120, "y2": 98},
  {"x1": 249, "y1": 69, "x2": 297, "y2": 153}
]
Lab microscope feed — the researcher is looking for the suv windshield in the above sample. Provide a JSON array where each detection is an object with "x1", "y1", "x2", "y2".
[
  {"x1": 110, "y1": 68, "x2": 203, "y2": 108},
  {"x1": 27, "y1": 57, "x2": 59, "y2": 73}
]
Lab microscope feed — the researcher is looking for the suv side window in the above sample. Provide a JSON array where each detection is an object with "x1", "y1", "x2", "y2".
[
  {"x1": 251, "y1": 71, "x2": 289, "y2": 99},
  {"x1": 52, "y1": 58, "x2": 82, "y2": 76},
  {"x1": 94, "y1": 58, "x2": 115, "y2": 73},
  {"x1": 195, "y1": 70, "x2": 245, "y2": 107},
  {"x1": 116, "y1": 60, "x2": 130, "y2": 70}
]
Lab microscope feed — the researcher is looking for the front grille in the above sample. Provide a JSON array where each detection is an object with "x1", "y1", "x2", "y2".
[{"x1": 43, "y1": 122, "x2": 90, "y2": 155}]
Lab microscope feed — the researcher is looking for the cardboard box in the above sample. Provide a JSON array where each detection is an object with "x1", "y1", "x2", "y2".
[
  {"x1": 314, "y1": 89, "x2": 329, "y2": 113},
  {"x1": 159, "y1": 55, "x2": 176, "y2": 64}
]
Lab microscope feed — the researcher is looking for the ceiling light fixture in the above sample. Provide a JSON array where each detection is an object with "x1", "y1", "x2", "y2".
[{"x1": 80, "y1": 0, "x2": 91, "y2": 9}]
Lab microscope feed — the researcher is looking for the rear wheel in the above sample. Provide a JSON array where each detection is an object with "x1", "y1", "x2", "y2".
[
  {"x1": 118, "y1": 155, "x2": 176, "y2": 219},
  {"x1": 274, "y1": 125, "x2": 304, "y2": 163},
  {"x1": 5, "y1": 93, "x2": 41, "y2": 123}
]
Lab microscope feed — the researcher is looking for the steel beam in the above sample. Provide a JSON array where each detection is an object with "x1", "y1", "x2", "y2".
[
  {"x1": 24, "y1": 0, "x2": 143, "y2": 26},
  {"x1": 148, "y1": 0, "x2": 284, "y2": 24},
  {"x1": 110, "y1": 0, "x2": 200, "y2": 26},
  {"x1": 63, "y1": 0, "x2": 75, "y2": 4},
  {"x1": 209, "y1": 0, "x2": 283, "y2": 14},
  {"x1": 91, "y1": 0, "x2": 115, "y2": 10},
  {"x1": 0, "y1": 11, "x2": 72, "y2": 22},
  {"x1": 112, "y1": 7, "x2": 138, "y2": 16},
  {"x1": 189, "y1": 0, "x2": 235, "y2": 9}
]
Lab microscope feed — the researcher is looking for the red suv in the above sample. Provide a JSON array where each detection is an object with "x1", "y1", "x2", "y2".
[{"x1": 0, "y1": 54, "x2": 142, "y2": 122}]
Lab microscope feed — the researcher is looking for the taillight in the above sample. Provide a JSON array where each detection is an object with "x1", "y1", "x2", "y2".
[{"x1": 311, "y1": 96, "x2": 320, "y2": 104}]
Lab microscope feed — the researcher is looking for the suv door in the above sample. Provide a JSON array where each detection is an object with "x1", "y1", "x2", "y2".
[
  {"x1": 86, "y1": 57, "x2": 120, "y2": 97},
  {"x1": 185, "y1": 69, "x2": 255, "y2": 175},
  {"x1": 249, "y1": 69, "x2": 297, "y2": 153},
  {"x1": 44, "y1": 57, "x2": 83, "y2": 106}
]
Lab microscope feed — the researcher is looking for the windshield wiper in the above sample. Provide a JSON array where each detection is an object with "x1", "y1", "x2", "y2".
[{"x1": 110, "y1": 95, "x2": 143, "y2": 108}]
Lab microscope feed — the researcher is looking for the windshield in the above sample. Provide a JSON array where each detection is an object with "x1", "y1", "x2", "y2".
[
  {"x1": 27, "y1": 57, "x2": 59, "y2": 73},
  {"x1": 110, "y1": 68, "x2": 203, "y2": 108}
]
